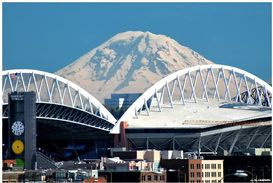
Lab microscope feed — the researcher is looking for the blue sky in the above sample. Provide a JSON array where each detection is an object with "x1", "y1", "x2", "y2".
[{"x1": 3, "y1": 3, "x2": 272, "y2": 82}]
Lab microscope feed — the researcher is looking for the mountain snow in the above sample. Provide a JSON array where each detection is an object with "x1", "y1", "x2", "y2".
[{"x1": 56, "y1": 31, "x2": 214, "y2": 102}]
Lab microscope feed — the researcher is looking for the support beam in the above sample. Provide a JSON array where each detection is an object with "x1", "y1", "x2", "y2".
[
  {"x1": 154, "y1": 89, "x2": 162, "y2": 112},
  {"x1": 198, "y1": 136, "x2": 202, "y2": 156},
  {"x1": 188, "y1": 71, "x2": 197, "y2": 103},
  {"x1": 166, "y1": 82, "x2": 174, "y2": 108},
  {"x1": 214, "y1": 133, "x2": 223, "y2": 154},
  {"x1": 177, "y1": 76, "x2": 185, "y2": 104},
  {"x1": 210, "y1": 68, "x2": 220, "y2": 101},
  {"x1": 190, "y1": 71, "x2": 199, "y2": 99},
  {"x1": 172, "y1": 137, "x2": 176, "y2": 150},
  {"x1": 199, "y1": 69, "x2": 209, "y2": 102},
  {"x1": 148, "y1": 139, "x2": 160, "y2": 149},
  {"x1": 229, "y1": 129, "x2": 241, "y2": 154},
  {"x1": 260, "y1": 133, "x2": 271, "y2": 148},
  {"x1": 201, "y1": 69, "x2": 210, "y2": 99},
  {"x1": 246, "y1": 127, "x2": 260, "y2": 149}
]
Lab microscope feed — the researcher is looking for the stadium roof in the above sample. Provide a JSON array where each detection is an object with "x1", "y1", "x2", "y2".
[{"x1": 126, "y1": 99, "x2": 271, "y2": 129}]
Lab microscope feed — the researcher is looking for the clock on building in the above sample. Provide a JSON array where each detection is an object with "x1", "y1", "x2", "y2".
[{"x1": 11, "y1": 121, "x2": 25, "y2": 136}]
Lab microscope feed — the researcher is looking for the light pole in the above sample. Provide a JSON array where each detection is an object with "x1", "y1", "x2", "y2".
[
  {"x1": 218, "y1": 170, "x2": 257, "y2": 183},
  {"x1": 242, "y1": 170, "x2": 257, "y2": 183},
  {"x1": 236, "y1": 170, "x2": 258, "y2": 183},
  {"x1": 168, "y1": 169, "x2": 180, "y2": 183},
  {"x1": 181, "y1": 166, "x2": 186, "y2": 183},
  {"x1": 168, "y1": 167, "x2": 186, "y2": 183}
]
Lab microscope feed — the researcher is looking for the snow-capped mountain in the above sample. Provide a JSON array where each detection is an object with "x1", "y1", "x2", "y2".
[{"x1": 56, "y1": 31, "x2": 214, "y2": 102}]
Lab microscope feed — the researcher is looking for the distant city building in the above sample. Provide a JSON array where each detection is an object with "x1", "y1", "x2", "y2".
[
  {"x1": 100, "y1": 149, "x2": 166, "y2": 182},
  {"x1": 112, "y1": 150, "x2": 160, "y2": 168},
  {"x1": 104, "y1": 93, "x2": 142, "y2": 109},
  {"x1": 101, "y1": 157, "x2": 155, "y2": 172},
  {"x1": 140, "y1": 171, "x2": 166, "y2": 183},
  {"x1": 241, "y1": 148, "x2": 272, "y2": 156},
  {"x1": 101, "y1": 157, "x2": 129, "y2": 171},
  {"x1": 160, "y1": 157, "x2": 224, "y2": 183},
  {"x1": 104, "y1": 92, "x2": 163, "y2": 110},
  {"x1": 108, "y1": 149, "x2": 161, "y2": 171},
  {"x1": 200, "y1": 160, "x2": 224, "y2": 183},
  {"x1": 180, "y1": 159, "x2": 224, "y2": 183},
  {"x1": 160, "y1": 150, "x2": 184, "y2": 159},
  {"x1": 203, "y1": 155, "x2": 272, "y2": 182},
  {"x1": 129, "y1": 161, "x2": 153, "y2": 171}
]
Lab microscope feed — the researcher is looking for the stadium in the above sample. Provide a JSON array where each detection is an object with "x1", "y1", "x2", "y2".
[{"x1": 2, "y1": 64, "x2": 272, "y2": 163}]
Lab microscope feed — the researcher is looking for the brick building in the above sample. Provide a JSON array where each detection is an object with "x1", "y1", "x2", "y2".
[
  {"x1": 160, "y1": 158, "x2": 224, "y2": 183},
  {"x1": 187, "y1": 159, "x2": 224, "y2": 183}
]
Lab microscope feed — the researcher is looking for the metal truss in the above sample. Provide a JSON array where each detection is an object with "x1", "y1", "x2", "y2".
[
  {"x1": 2, "y1": 69, "x2": 116, "y2": 131},
  {"x1": 3, "y1": 102, "x2": 114, "y2": 131},
  {"x1": 111, "y1": 64, "x2": 272, "y2": 134},
  {"x1": 239, "y1": 86, "x2": 272, "y2": 106},
  {"x1": 36, "y1": 103, "x2": 114, "y2": 131},
  {"x1": 126, "y1": 121, "x2": 271, "y2": 154}
]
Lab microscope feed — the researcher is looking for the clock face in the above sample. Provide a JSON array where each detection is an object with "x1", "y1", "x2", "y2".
[{"x1": 11, "y1": 121, "x2": 24, "y2": 136}]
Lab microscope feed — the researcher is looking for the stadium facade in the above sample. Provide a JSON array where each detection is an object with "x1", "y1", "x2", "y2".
[{"x1": 2, "y1": 65, "x2": 272, "y2": 164}]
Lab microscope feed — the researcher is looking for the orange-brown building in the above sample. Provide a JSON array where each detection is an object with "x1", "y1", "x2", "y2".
[
  {"x1": 188, "y1": 159, "x2": 202, "y2": 183},
  {"x1": 188, "y1": 159, "x2": 224, "y2": 183},
  {"x1": 160, "y1": 158, "x2": 224, "y2": 183}
]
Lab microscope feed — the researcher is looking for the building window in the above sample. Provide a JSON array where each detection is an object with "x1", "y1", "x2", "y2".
[
  {"x1": 154, "y1": 175, "x2": 158, "y2": 181},
  {"x1": 211, "y1": 164, "x2": 216, "y2": 169},
  {"x1": 147, "y1": 175, "x2": 151, "y2": 181},
  {"x1": 218, "y1": 164, "x2": 221, "y2": 169},
  {"x1": 190, "y1": 172, "x2": 194, "y2": 178},
  {"x1": 197, "y1": 164, "x2": 201, "y2": 169},
  {"x1": 159, "y1": 175, "x2": 164, "y2": 181},
  {"x1": 205, "y1": 172, "x2": 210, "y2": 177},
  {"x1": 205, "y1": 164, "x2": 210, "y2": 169},
  {"x1": 142, "y1": 176, "x2": 145, "y2": 181},
  {"x1": 212, "y1": 180, "x2": 217, "y2": 183},
  {"x1": 197, "y1": 172, "x2": 201, "y2": 177},
  {"x1": 202, "y1": 172, "x2": 204, "y2": 177},
  {"x1": 190, "y1": 164, "x2": 194, "y2": 169},
  {"x1": 205, "y1": 180, "x2": 210, "y2": 183},
  {"x1": 197, "y1": 180, "x2": 201, "y2": 183},
  {"x1": 218, "y1": 172, "x2": 221, "y2": 177},
  {"x1": 211, "y1": 172, "x2": 216, "y2": 177}
]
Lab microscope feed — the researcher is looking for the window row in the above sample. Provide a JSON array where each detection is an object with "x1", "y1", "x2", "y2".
[
  {"x1": 202, "y1": 164, "x2": 222, "y2": 169},
  {"x1": 141, "y1": 175, "x2": 165, "y2": 181},
  {"x1": 189, "y1": 180, "x2": 201, "y2": 183},
  {"x1": 189, "y1": 163, "x2": 222, "y2": 169},
  {"x1": 202, "y1": 180, "x2": 219, "y2": 183},
  {"x1": 190, "y1": 172, "x2": 222, "y2": 178}
]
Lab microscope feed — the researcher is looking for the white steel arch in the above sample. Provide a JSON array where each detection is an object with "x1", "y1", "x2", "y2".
[
  {"x1": 111, "y1": 64, "x2": 272, "y2": 134},
  {"x1": 2, "y1": 69, "x2": 116, "y2": 124}
]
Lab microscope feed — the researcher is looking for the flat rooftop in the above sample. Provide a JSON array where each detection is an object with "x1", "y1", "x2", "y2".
[{"x1": 127, "y1": 99, "x2": 272, "y2": 129}]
